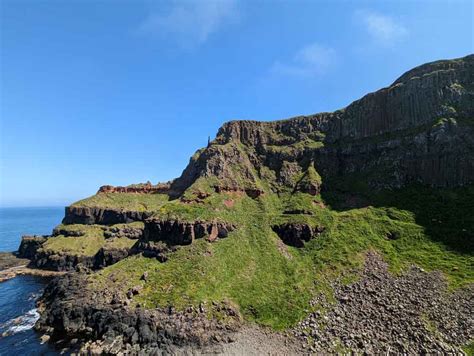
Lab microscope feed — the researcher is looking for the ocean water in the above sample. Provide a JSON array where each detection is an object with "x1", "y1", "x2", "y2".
[
  {"x1": 0, "y1": 207, "x2": 64, "y2": 252},
  {"x1": 0, "y1": 207, "x2": 64, "y2": 355}
]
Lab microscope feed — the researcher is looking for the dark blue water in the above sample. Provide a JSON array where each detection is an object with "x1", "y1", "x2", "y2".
[
  {"x1": 0, "y1": 207, "x2": 64, "y2": 252},
  {"x1": 0, "y1": 207, "x2": 64, "y2": 355}
]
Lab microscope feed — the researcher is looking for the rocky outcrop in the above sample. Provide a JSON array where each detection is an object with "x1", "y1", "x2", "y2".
[
  {"x1": 0, "y1": 252, "x2": 29, "y2": 271},
  {"x1": 52, "y1": 227, "x2": 84, "y2": 237},
  {"x1": 35, "y1": 274, "x2": 240, "y2": 354},
  {"x1": 272, "y1": 223, "x2": 324, "y2": 248},
  {"x1": 30, "y1": 250, "x2": 96, "y2": 271},
  {"x1": 103, "y1": 224, "x2": 143, "y2": 239},
  {"x1": 63, "y1": 206, "x2": 153, "y2": 225},
  {"x1": 170, "y1": 55, "x2": 474, "y2": 196},
  {"x1": 17, "y1": 235, "x2": 47, "y2": 259},
  {"x1": 18, "y1": 217, "x2": 233, "y2": 271},
  {"x1": 131, "y1": 241, "x2": 172, "y2": 262},
  {"x1": 144, "y1": 219, "x2": 235, "y2": 246},
  {"x1": 29, "y1": 246, "x2": 135, "y2": 272},
  {"x1": 98, "y1": 182, "x2": 171, "y2": 194},
  {"x1": 93, "y1": 247, "x2": 133, "y2": 269}
]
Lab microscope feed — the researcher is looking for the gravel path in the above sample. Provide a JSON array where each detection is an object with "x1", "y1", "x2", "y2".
[{"x1": 215, "y1": 327, "x2": 298, "y2": 355}]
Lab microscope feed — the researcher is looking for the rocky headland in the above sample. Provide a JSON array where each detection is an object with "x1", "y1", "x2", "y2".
[{"x1": 4, "y1": 55, "x2": 473, "y2": 354}]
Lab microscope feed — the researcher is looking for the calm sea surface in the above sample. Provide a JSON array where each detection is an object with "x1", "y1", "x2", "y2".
[{"x1": 0, "y1": 207, "x2": 64, "y2": 355}]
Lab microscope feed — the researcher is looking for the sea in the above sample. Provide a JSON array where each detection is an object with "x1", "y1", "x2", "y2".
[{"x1": 0, "y1": 207, "x2": 64, "y2": 355}]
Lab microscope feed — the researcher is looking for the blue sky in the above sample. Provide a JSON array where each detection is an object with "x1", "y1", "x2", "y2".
[{"x1": 1, "y1": 0, "x2": 472, "y2": 207}]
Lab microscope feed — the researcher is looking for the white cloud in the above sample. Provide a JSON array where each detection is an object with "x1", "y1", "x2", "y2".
[
  {"x1": 270, "y1": 43, "x2": 337, "y2": 78},
  {"x1": 356, "y1": 10, "x2": 408, "y2": 45},
  {"x1": 137, "y1": 0, "x2": 238, "y2": 47}
]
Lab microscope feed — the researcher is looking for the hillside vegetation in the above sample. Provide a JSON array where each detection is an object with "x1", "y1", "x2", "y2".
[{"x1": 90, "y1": 184, "x2": 473, "y2": 329}]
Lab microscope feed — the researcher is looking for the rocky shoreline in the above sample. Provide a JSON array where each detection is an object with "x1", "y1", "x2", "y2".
[
  {"x1": 34, "y1": 273, "x2": 242, "y2": 354},
  {"x1": 0, "y1": 252, "x2": 64, "y2": 282}
]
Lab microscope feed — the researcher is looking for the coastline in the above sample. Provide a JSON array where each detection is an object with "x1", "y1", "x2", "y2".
[{"x1": 0, "y1": 252, "x2": 65, "y2": 283}]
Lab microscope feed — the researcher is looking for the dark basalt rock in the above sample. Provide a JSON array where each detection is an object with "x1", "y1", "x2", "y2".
[
  {"x1": 52, "y1": 226, "x2": 84, "y2": 237},
  {"x1": 103, "y1": 225, "x2": 143, "y2": 239},
  {"x1": 35, "y1": 274, "x2": 240, "y2": 353},
  {"x1": 93, "y1": 247, "x2": 133, "y2": 269},
  {"x1": 272, "y1": 223, "x2": 325, "y2": 248},
  {"x1": 23, "y1": 243, "x2": 134, "y2": 272},
  {"x1": 143, "y1": 219, "x2": 235, "y2": 246},
  {"x1": 385, "y1": 230, "x2": 401, "y2": 240},
  {"x1": 292, "y1": 252, "x2": 473, "y2": 353},
  {"x1": 131, "y1": 241, "x2": 171, "y2": 262},
  {"x1": 62, "y1": 206, "x2": 154, "y2": 225},
  {"x1": 30, "y1": 250, "x2": 95, "y2": 271},
  {"x1": 17, "y1": 235, "x2": 47, "y2": 259}
]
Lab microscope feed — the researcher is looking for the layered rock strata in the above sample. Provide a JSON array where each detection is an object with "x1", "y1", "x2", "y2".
[{"x1": 170, "y1": 55, "x2": 474, "y2": 196}]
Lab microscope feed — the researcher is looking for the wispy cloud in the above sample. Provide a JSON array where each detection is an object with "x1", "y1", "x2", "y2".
[
  {"x1": 356, "y1": 10, "x2": 408, "y2": 45},
  {"x1": 137, "y1": 0, "x2": 238, "y2": 47},
  {"x1": 270, "y1": 43, "x2": 337, "y2": 78}
]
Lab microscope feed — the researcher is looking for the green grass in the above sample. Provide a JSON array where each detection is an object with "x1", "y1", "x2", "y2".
[
  {"x1": 89, "y1": 184, "x2": 473, "y2": 329},
  {"x1": 463, "y1": 341, "x2": 474, "y2": 356},
  {"x1": 265, "y1": 138, "x2": 324, "y2": 155},
  {"x1": 92, "y1": 196, "x2": 316, "y2": 329},
  {"x1": 42, "y1": 223, "x2": 139, "y2": 257},
  {"x1": 107, "y1": 221, "x2": 145, "y2": 229},
  {"x1": 43, "y1": 229, "x2": 104, "y2": 256},
  {"x1": 72, "y1": 192, "x2": 169, "y2": 211},
  {"x1": 105, "y1": 237, "x2": 137, "y2": 249}
]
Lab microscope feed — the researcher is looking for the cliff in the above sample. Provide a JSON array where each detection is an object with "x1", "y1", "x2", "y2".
[{"x1": 171, "y1": 54, "x2": 474, "y2": 197}]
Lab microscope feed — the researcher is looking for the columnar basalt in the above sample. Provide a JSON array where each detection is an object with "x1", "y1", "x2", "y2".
[
  {"x1": 170, "y1": 55, "x2": 474, "y2": 196},
  {"x1": 63, "y1": 206, "x2": 154, "y2": 225},
  {"x1": 143, "y1": 219, "x2": 235, "y2": 246}
]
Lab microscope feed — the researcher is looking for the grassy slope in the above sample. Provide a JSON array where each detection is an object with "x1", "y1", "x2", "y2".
[
  {"x1": 90, "y1": 185, "x2": 474, "y2": 329},
  {"x1": 42, "y1": 223, "x2": 139, "y2": 256},
  {"x1": 72, "y1": 192, "x2": 169, "y2": 211}
]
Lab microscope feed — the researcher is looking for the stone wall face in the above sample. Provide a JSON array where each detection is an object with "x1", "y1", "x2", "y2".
[{"x1": 171, "y1": 55, "x2": 474, "y2": 194}]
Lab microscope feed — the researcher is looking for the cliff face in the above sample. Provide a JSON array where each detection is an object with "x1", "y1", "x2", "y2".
[{"x1": 171, "y1": 55, "x2": 474, "y2": 196}]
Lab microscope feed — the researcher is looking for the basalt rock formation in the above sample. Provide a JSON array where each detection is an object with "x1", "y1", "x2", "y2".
[
  {"x1": 170, "y1": 55, "x2": 474, "y2": 197},
  {"x1": 35, "y1": 274, "x2": 240, "y2": 354},
  {"x1": 143, "y1": 219, "x2": 235, "y2": 245},
  {"x1": 18, "y1": 236, "x2": 48, "y2": 259},
  {"x1": 18, "y1": 236, "x2": 128, "y2": 272},
  {"x1": 63, "y1": 206, "x2": 154, "y2": 225},
  {"x1": 272, "y1": 223, "x2": 325, "y2": 248},
  {"x1": 17, "y1": 219, "x2": 235, "y2": 271}
]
